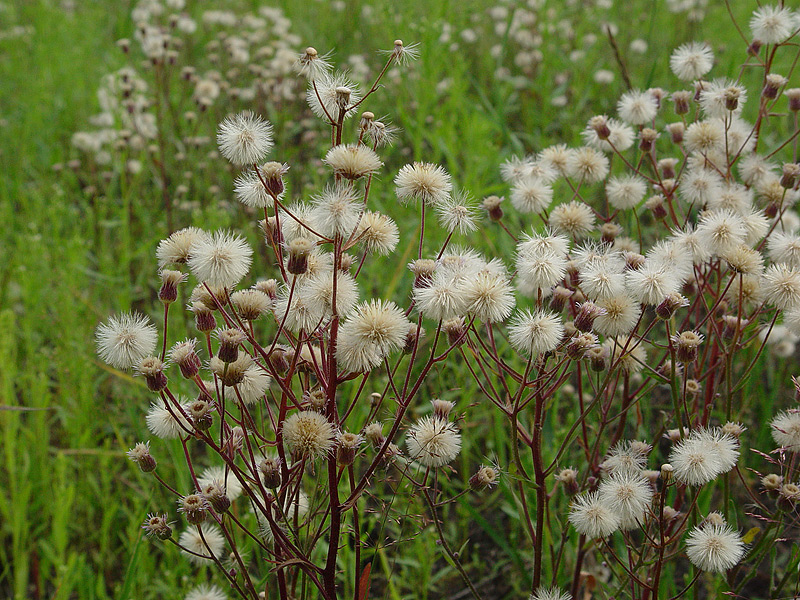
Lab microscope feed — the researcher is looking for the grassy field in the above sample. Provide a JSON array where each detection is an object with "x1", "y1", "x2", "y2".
[{"x1": 1, "y1": 0, "x2": 797, "y2": 599}]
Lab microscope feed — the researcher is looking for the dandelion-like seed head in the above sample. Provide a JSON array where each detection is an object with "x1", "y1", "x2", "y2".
[
  {"x1": 395, "y1": 162, "x2": 452, "y2": 205},
  {"x1": 568, "y1": 491, "x2": 621, "y2": 538},
  {"x1": 617, "y1": 89, "x2": 658, "y2": 125},
  {"x1": 771, "y1": 410, "x2": 800, "y2": 451},
  {"x1": 549, "y1": 201, "x2": 596, "y2": 237},
  {"x1": 508, "y1": 309, "x2": 564, "y2": 356},
  {"x1": 283, "y1": 410, "x2": 336, "y2": 460},
  {"x1": 96, "y1": 312, "x2": 158, "y2": 370},
  {"x1": 406, "y1": 415, "x2": 462, "y2": 468},
  {"x1": 217, "y1": 111, "x2": 273, "y2": 166},
  {"x1": 356, "y1": 211, "x2": 399, "y2": 255},
  {"x1": 750, "y1": 5, "x2": 797, "y2": 44},
  {"x1": 324, "y1": 143, "x2": 383, "y2": 180},
  {"x1": 670, "y1": 41, "x2": 714, "y2": 81},
  {"x1": 188, "y1": 230, "x2": 253, "y2": 288},
  {"x1": 178, "y1": 523, "x2": 225, "y2": 565},
  {"x1": 685, "y1": 521, "x2": 745, "y2": 572}
]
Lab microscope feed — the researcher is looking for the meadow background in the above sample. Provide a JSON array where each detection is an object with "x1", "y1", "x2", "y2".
[{"x1": 0, "y1": 0, "x2": 794, "y2": 599}]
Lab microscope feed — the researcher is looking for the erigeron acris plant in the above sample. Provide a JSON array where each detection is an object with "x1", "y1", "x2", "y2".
[{"x1": 97, "y1": 5, "x2": 800, "y2": 600}]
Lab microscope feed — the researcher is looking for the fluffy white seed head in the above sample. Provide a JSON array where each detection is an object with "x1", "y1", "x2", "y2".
[
  {"x1": 217, "y1": 111, "x2": 273, "y2": 166},
  {"x1": 336, "y1": 299, "x2": 410, "y2": 373},
  {"x1": 395, "y1": 162, "x2": 452, "y2": 205},
  {"x1": 283, "y1": 411, "x2": 336, "y2": 460},
  {"x1": 598, "y1": 472, "x2": 653, "y2": 530},
  {"x1": 617, "y1": 89, "x2": 658, "y2": 125},
  {"x1": 530, "y1": 588, "x2": 572, "y2": 600},
  {"x1": 568, "y1": 491, "x2": 621, "y2": 538},
  {"x1": 594, "y1": 295, "x2": 642, "y2": 337},
  {"x1": 463, "y1": 270, "x2": 515, "y2": 323},
  {"x1": 309, "y1": 182, "x2": 362, "y2": 239},
  {"x1": 606, "y1": 174, "x2": 647, "y2": 210},
  {"x1": 510, "y1": 177, "x2": 553, "y2": 213},
  {"x1": 96, "y1": 312, "x2": 158, "y2": 370},
  {"x1": 188, "y1": 231, "x2": 253, "y2": 288},
  {"x1": 508, "y1": 309, "x2": 564, "y2": 356},
  {"x1": 685, "y1": 521, "x2": 745, "y2": 572},
  {"x1": 626, "y1": 262, "x2": 680, "y2": 305},
  {"x1": 435, "y1": 191, "x2": 479, "y2": 234},
  {"x1": 771, "y1": 411, "x2": 800, "y2": 451},
  {"x1": 414, "y1": 273, "x2": 468, "y2": 321},
  {"x1": 157, "y1": 227, "x2": 210, "y2": 268},
  {"x1": 355, "y1": 211, "x2": 399, "y2": 255},
  {"x1": 146, "y1": 401, "x2": 192, "y2": 439},
  {"x1": 178, "y1": 523, "x2": 225, "y2": 565},
  {"x1": 566, "y1": 147, "x2": 609, "y2": 183},
  {"x1": 750, "y1": 5, "x2": 797, "y2": 44},
  {"x1": 185, "y1": 584, "x2": 228, "y2": 600},
  {"x1": 406, "y1": 415, "x2": 462, "y2": 467},
  {"x1": 549, "y1": 201, "x2": 596, "y2": 237},
  {"x1": 763, "y1": 263, "x2": 800, "y2": 310},
  {"x1": 669, "y1": 429, "x2": 729, "y2": 486},
  {"x1": 324, "y1": 143, "x2": 383, "y2": 180},
  {"x1": 670, "y1": 42, "x2": 714, "y2": 81}
]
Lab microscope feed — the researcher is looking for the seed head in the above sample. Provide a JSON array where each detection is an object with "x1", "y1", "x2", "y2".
[
  {"x1": 283, "y1": 411, "x2": 336, "y2": 460},
  {"x1": 96, "y1": 312, "x2": 158, "y2": 370},
  {"x1": 685, "y1": 521, "x2": 745, "y2": 572},
  {"x1": 568, "y1": 491, "x2": 621, "y2": 538},
  {"x1": 217, "y1": 111, "x2": 273, "y2": 166},
  {"x1": 406, "y1": 416, "x2": 461, "y2": 468},
  {"x1": 188, "y1": 231, "x2": 252, "y2": 288},
  {"x1": 395, "y1": 162, "x2": 452, "y2": 205}
]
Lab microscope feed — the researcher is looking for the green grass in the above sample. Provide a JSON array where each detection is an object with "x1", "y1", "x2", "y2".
[{"x1": 1, "y1": 0, "x2": 796, "y2": 598}]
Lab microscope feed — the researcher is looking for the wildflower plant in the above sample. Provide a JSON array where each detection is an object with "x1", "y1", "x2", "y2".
[{"x1": 94, "y1": 4, "x2": 800, "y2": 600}]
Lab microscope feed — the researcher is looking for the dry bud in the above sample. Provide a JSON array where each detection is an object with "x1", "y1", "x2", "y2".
[
  {"x1": 336, "y1": 432, "x2": 363, "y2": 466},
  {"x1": 138, "y1": 356, "x2": 168, "y2": 392},
  {"x1": 556, "y1": 468, "x2": 579, "y2": 495},
  {"x1": 217, "y1": 328, "x2": 246, "y2": 363},
  {"x1": 202, "y1": 481, "x2": 231, "y2": 514},
  {"x1": 432, "y1": 398, "x2": 456, "y2": 420},
  {"x1": 482, "y1": 195, "x2": 504, "y2": 221},
  {"x1": 781, "y1": 163, "x2": 800, "y2": 189},
  {"x1": 142, "y1": 513, "x2": 172, "y2": 539},
  {"x1": 259, "y1": 457, "x2": 282, "y2": 488},
  {"x1": 287, "y1": 237, "x2": 313, "y2": 275},
  {"x1": 178, "y1": 494, "x2": 209, "y2": 524},
  {"x1": 470, "y1": 465, "x2": 499, "y2": 490},
  {"x1": 550, "y1": 286, "x2": 574, "y2": 312},
  {"x1": 127, "y1": 441, "x2": 157, "y2": 472},
  {"x1": 763, "y1": 74, "x2": 787, "y2": 99},
  {"x1": 159, "y1": 269, "x2": 186, "y2": 304},
  {"x1": 671, "y1": 91, "x2": 691, "y2": 115}
]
